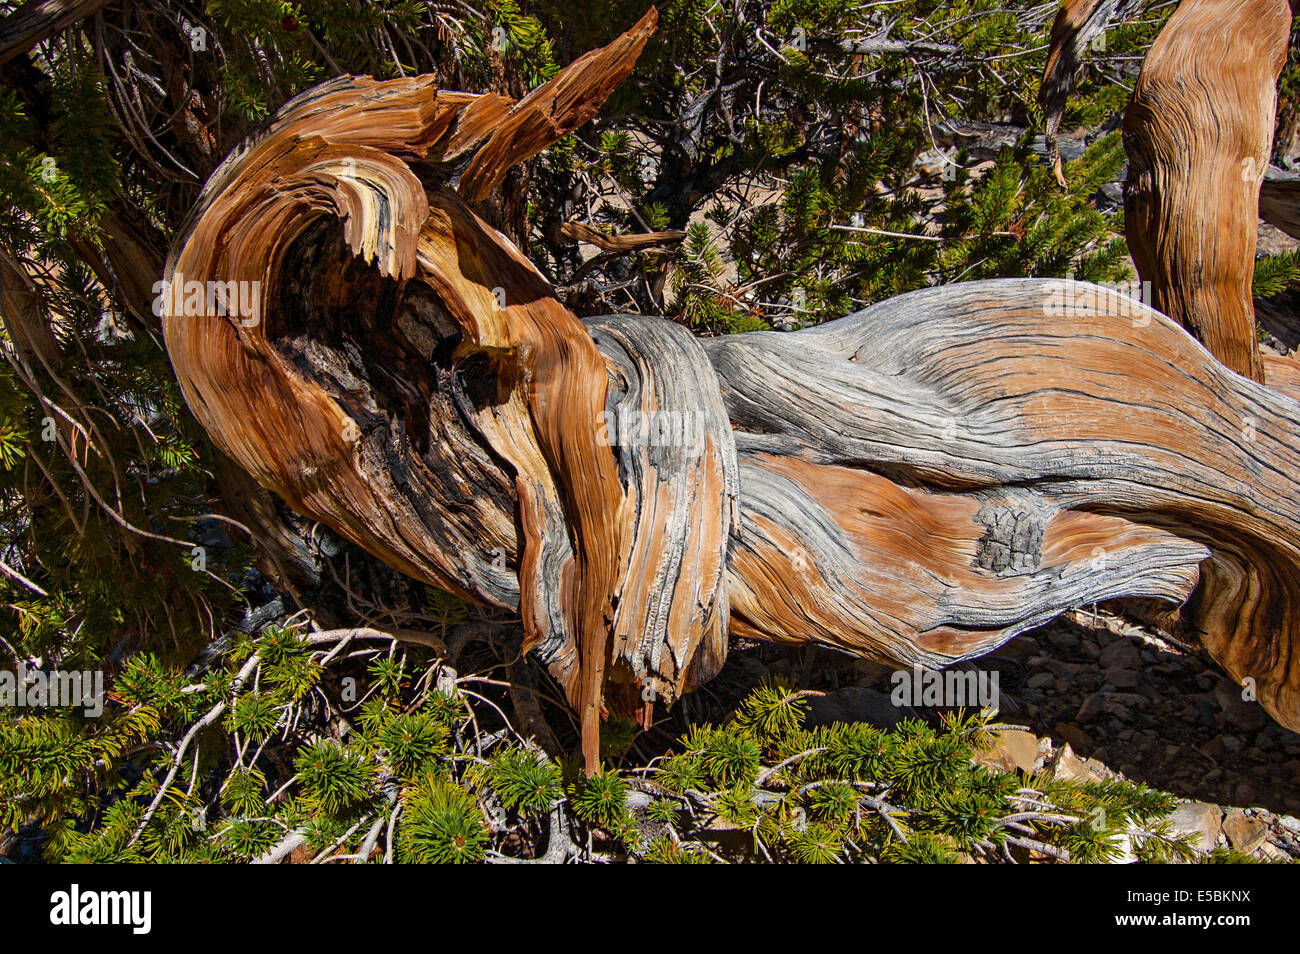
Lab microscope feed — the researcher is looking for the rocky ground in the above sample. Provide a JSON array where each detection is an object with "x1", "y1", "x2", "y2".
[
  {"x1": 651, "y1": 606, "x2": 1300, "y2": 863},
  {"x1": 970, "y1": 608, "x2": 1300, "y2": 860}
]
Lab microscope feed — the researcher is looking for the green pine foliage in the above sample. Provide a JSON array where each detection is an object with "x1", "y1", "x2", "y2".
[
  {"x1": 1254, "y1": 248, "x2": 1300, "y2": 299},
  {"x1": 6, "y1": 630, "x2": 1220, "y2": 864},
  {"x1": 519, "y1": 0, "x2": 1164, "y2": 331},
  {"x1": 635, "y1": 681, "x2": 1200, "y2": 865}
]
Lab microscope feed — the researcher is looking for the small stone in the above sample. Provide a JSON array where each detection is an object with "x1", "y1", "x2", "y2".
[
  {"x1": 1076, "y1": 691, "x2": 1145, "y2": 723},
  {"x1": 1235, "y1": 782, "x2": 1257, "y2": 807},
  {"x1": 1103, "y1": 667, "x2": 1139, "y2": 689},
  {"x1": 1083, "y1": 756, "x2": 1110, "y2": 778},
  {"x1": 1223, "y1": 809, "x2": 1268, "y2": 853},
  {"x1": 1046, "y1": 630, "x2": 1080, "y2": 652},
  {"x1": 975, "y1": 727, "x2": 1040, "y2": 774},
  {"x1": 1025, "y1": 672, "x2": 1054, "y2": 690},
  {"x1": 1050, "y1": 743, "x2": 1107, "y2": 783},
  {"x1": 1213, "y1": 679, "x2": 1267, "y2": 731},
  {"x1": 1259, "y1": 842, "x2": 1289, "y2": 862},
  {"x1": 1168, "y1": 802, "x2": 1222, "y2": 852},
  {"x1": 1054, "y1": 722, "x2": 1094, "y2": 752},
  {"x1": 1098, "y1": 640, "x2": 1141, "y2": 669},
  {"x1": 994, "y1": 637, "x2": 1039, "y2": 662}
]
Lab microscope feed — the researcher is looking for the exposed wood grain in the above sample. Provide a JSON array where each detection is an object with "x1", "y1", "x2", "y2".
[
  {"x1": 708, "y1": 280, "x2": 1300, "y2": 730},
  {"x1": 163, "y1": 12, "x2": 1300, "y2": 768},
  {"x1": 1122, "y1": 0, "x2": 1291, "y2": 382}
]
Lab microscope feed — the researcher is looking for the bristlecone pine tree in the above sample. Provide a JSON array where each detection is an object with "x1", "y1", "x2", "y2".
[{"x1": 0, "y1": 0, "x2": 1293, "y2": 864}]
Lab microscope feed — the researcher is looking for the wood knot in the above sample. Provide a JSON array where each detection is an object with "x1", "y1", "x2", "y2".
[{"x1": 974, "y1": 505, "x2": 1044, "y2": 574}]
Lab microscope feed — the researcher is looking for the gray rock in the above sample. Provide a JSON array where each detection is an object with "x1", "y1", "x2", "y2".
[
  {"x1": 1103, "y1": 667, "x2": 1139, "y2": 689},
  {"x1": 1050, "y1": 743, "x2": 1107, "y2": 783},
  {"x1": 1213, "y1": 679, "x2": 1267, "y2": 731},
  {"x1": 1098, "y1": 640, "x2": 1141, "y2": 670},
  {"x1": 1055, "y1": 722, "x2": 1094, "y2": 752},
  {"x1": 975, "y1": 727, "x2": 1041, "y2": 774},
  {"x1": 1168, "y1": 802, "x2": 1222, "y2": 852},
  {"x1": 1076, "y1": 691, "x2": 1146, "y2": 723},
  {"x1": 1046, "y1": 630, "x2": 1080, "y2": 652},
  {"x1": 1223, "y1": 809, "x2": 1267, "y2": 853}
]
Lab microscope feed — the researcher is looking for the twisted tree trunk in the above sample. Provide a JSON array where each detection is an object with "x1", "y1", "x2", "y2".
[
  {"x1": 164, "y1": 10, "x2": 1300, "y2": 770},
  {"x1": 1043, "y1": 0, "x2": 1296, "y2": 382},
  {"x1": 1120, "y1": 0, "x2": 1292, "y2": 383}
]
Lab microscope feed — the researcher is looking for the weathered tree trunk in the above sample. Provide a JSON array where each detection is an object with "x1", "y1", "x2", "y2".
[
  {"x1": 1121, "y1": 0, "x2": 1292, "y2": 383},
  {"x1": 1040, "y1": 0, "x2": 1144, "y2": 186},
  {"x1": 164, "y1": 11, "x2": 1300, "y2": 770}
]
